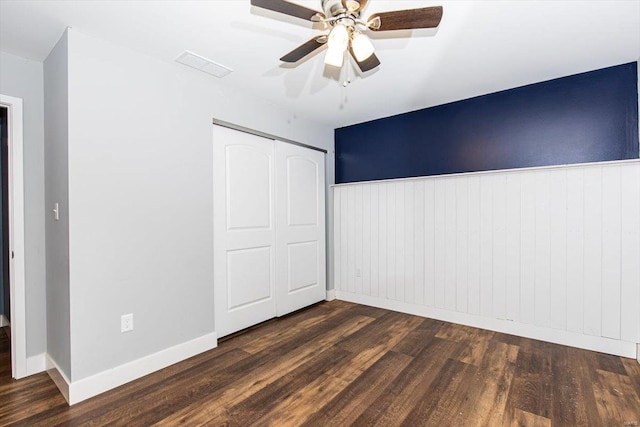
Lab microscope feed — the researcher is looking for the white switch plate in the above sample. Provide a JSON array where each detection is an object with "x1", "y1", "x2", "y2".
[{"x1": 121, "y1": 313, "x2": 134, "y2": 333}]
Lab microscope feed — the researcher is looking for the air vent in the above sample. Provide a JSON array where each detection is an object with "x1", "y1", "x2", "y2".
[{"x1": 175, "y1": 51, "x2": 232, "y2": 78}]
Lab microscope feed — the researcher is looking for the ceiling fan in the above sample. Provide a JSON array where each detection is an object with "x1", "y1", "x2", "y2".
[{"x1": 250, "y1": 0, "x2": 443, "y2": 73}]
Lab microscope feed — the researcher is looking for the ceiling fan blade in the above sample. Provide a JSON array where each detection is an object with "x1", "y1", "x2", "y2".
[
  {"x1": 349, "y1": 47, "x2": 380, "y2": 72},
  {"x1": 368, "y1": 6, "x2": 443, "y2": 31},
  {"x1": 354, "y1": 0, "x2": 370, "y2": 13},
  {"x1": 251, "y1": 0, "x2": 325, "y2": 21},
  {"x1": 280, "y1": 36, "x2": 327, "y2": 63}
]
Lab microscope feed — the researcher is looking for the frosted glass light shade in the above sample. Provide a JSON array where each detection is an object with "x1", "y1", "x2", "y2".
[
  {"x1": 324, "y1": 45, "x2": 344, "y2": 67},
  {"x1": 351, "y1": 32, "x2": 374, "y2": 61},
  {"x1": 328, "y1": 23, "x2": 349, "y2": 51}
]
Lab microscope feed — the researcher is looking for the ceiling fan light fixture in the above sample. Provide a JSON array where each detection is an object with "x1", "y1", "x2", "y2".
[
  {"x1": 324, "y1": 44, "x2": 345, "y2": 67},
  {"x1": 327, "y1": 22, "x2": 349, "y2": 51},
  {"x1": 351, "y1": 32, "x2": 374, "y2": 61}
]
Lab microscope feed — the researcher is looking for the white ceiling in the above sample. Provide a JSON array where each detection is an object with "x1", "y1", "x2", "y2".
[{"x1": 1, "y1": 0, "x2": 639, "y2": 128}]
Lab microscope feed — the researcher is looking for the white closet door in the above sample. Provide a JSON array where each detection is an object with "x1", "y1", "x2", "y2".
[
  {"x1": 275, "y1": 141, "x2": 326, "y2": 316},
  {"x1": 213, "y1": 125, "x2": 276, "y2": 337}
]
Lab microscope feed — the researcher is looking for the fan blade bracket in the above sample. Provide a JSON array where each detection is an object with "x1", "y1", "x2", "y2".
[
  {"x1": 367, "y1": 16, "x2": 381, "y2": 30},
  {"x1": 368, "y1": 6, "x2": 443, "y2": 31}
]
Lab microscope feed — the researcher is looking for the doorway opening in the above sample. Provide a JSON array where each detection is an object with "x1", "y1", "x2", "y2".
[
  {"x1": 0, "y1": 94, "x2": 27, "y2": 379},
  {"x1": 0, "y1": 106, "x2": 8, "y2": 333}
]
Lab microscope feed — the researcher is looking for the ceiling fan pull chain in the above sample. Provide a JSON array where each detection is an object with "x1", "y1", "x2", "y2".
[{"x1": 343, "y1": 58, "x2": 351, "y2": 87}]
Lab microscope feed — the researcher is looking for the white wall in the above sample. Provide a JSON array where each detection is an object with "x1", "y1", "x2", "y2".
[
  {"x1": 0, "y1": 51, "x2": 47, "y2": 358},
  {"x1": 334, "y1": 160, "x2": 640, "y2": 358},
  {"x1": 63, "y1": 28, "x2": 333, "y2": 383},
  {"x1": 43, "y1": 32, "x2": 71, "y2": 377}
]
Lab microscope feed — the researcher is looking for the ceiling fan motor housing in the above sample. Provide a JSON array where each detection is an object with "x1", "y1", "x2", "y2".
[{"x1": 322, "y1": 0, "x2": 361, "y2": 18}]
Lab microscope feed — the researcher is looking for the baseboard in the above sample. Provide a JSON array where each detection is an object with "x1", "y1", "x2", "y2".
[
  {"x1": 637, "y1": 343, "x2": 639, "y2": 364},
  {"x1": 46, "y1": 332, "x2": 217, "y2": 405},
  {"x1": 325, "y1": 289, "x2": 336, "y2": 301},
  {"x1": 46, "y1": 354, "x2": 71, "y2": 403},
  {"x1": 0, "y1": 314, "x2": 9, "y2": 327},
  {"x1": 336, "y1": 291, "x2": 637, "y2": 359},
  {"x1": 26, "y1": 353, "x2": 47, "y2": 376}
]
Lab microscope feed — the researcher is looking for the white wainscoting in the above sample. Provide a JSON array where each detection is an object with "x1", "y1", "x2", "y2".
[{"x1": 333, "y1": 160, "x2": 640, "y2": 358}]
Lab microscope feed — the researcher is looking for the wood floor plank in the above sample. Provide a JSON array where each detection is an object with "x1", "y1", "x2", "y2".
[
  {"x1": 1, "y1": 301, "x2": 639, "y2": 426},
  {"x1": 151, "y1": 313, "x2": 374, "y2": 426},
  {"x1": 351, "y1": 337, "x2": 461, "y2": 426},
  {"x1": 390, "y1": 318, "x2": 444, "y2": 357},
  {"x1": 455, "y1": 339, "x2": 519, "y2": 426},
  {"x1": 300, "y1": 350, "x2": 413, "y2": 426},
  {"x1": 508, "y1": 408, "x2": 552, "y2": 427},
  {"x1": 591, "y1": 368, "x2": 640, "y2": 424},
  {"x1": 402, "y1": 358, "x2": 478, "y2": 426}
]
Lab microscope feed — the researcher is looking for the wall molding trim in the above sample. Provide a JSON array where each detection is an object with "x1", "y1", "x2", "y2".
[
  {"x1": 26, "y1": 353, "x2": 46, "y2": 376},
  {"x1": 332, "y1": 159, "x2": 640, "y2": 188},
  {"x1": 325, "y1": 289, "x2": 336, "y2": 301},
  {"x1": 0, "y1": 93, "x2": 27, "y2": 380},
  {"x1": 337, "y1": 291, "x2": 637, "y2": 359},
  {"x1": 47, "y1": 332, "x2": 218, "y2": 405},
  {"x1": 46, "y1": 354, "x2": 70, "y2": 403}
]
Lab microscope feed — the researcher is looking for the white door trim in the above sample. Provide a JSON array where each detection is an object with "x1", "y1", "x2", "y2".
[{"x1": 0, "y1": 94, "x2": 27, "y2": 379}]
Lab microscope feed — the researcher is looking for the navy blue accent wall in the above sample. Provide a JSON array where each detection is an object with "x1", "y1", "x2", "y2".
[{"x1": 335, "y1": 62, "x2": 639, "y2": 183}]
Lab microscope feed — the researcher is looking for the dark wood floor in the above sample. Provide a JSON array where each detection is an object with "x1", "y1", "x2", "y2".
[{"x1": 1, "y1": 300, "x2": 639, "y2": 426}]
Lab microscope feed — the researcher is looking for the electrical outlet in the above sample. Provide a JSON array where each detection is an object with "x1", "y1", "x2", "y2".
[
  {"x1": 356, "y1": 268, "x2": 362, "y2": 277},
  {"x1": 121, "y1": 313, "x2": 134, "y2": 333}
]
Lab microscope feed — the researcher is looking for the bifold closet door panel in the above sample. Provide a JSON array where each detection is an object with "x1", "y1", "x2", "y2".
[
  {"x1": 275, "y1": 141, "x2": 326, "y2": 316},
  {"x1": 213, "y1": 125, "x2": 276, "y2": 338}
]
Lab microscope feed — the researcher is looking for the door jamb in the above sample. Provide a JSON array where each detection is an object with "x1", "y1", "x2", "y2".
[{"x1": 0, "y1": 94, "x2": 27, "y2": 379}]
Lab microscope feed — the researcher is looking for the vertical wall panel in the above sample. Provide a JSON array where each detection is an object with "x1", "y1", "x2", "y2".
[
  {"x1": 424, "y1": 180, "x2": 436, "y2": 307},
  {"x1": 386, "y1": 182, "x2": 397, "y2": 300},
  {"x1": 445, "y1": 179, "x2": 457, "y2": 310},
  {"x1": 479, "y1": 175, "x2": 494, "y2": 317},
  {"x1": 601, "y1": 166, "x2": 622, "y2": 339},
  {"x1": 534, "y1": 171, "x2": 551, "y2": 328},
  {"x1": 505, "y1": 174, "x2": 521, "y2": 322},
  {"x1": 566, "y1": 168, "x2": 584, "y2": 334},
  {"x1": 434, "y1": 180, "x2": 446, "y2": 308},
  {"x1": 583, "y1": 167, "x2": 603, "y2": 336},
  {"x1": 370, "y1": 185, "x2": 380, "y2": 297},
  {"x1": 404, "y1": 182, "x2": 415, "y2": 303},
  {"x1": 549, "y1": 169, "x2": 568, "y2": 330},
  {"x1": 362, "y1": 185, "x2": 372, "y2": 296},
  {"x1": 347, "y1": 186, "x2": 356, "y2": 293},
  {"x1": 334, "y1": 188, "x2": 342, "y2": 290},
  {"x1": 620, "y1": 164, "x2": 640, "y2": 342},
  {"x1": 467, "y1": 176, "x2": 481, "y2": 315},
  {"x1": 492, "y1": 175, "x2": 507, "y2": 320},
  {"x1": 378, "y1": 184, "x2": 388, "y2": 299},
  {"x1": 355, "y1": 186, "x2": 363, "y2": 294},
  {"x1": 395, "y1": 183, "x2": 406, "y2": 301},
  {"x1": 333, "y1": 161, "x2": 640, "y2": 356},
  {"x1": 456, "y1": 178, "x2": 469, "y2": 313},
  {"x1": 414, "y1": 181, "x2": 425, "y2": 305},
  {"x1": 520, "y1": 172, "x2": 536, "y2": 324}
]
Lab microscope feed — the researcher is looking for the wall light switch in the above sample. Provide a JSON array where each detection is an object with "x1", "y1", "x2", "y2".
[{"x1": 53, "y1": 203, "x2": 59, "y2": 221}]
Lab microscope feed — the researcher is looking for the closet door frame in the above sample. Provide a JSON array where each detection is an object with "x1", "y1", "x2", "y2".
[{"x1": 212, "y1": 120, "x2": 327, "y2": 337}]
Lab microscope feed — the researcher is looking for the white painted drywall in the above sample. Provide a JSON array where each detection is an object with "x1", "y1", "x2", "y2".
[
  {"x1": 64, "y1": 28, "x2": 333, "y2": 381},
  {"x1": 0, "y1": 51, "x2": 47, "y2": 358},
  {"x1": 43, "y1": 31, "x2": 71, "y2": 377}
]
